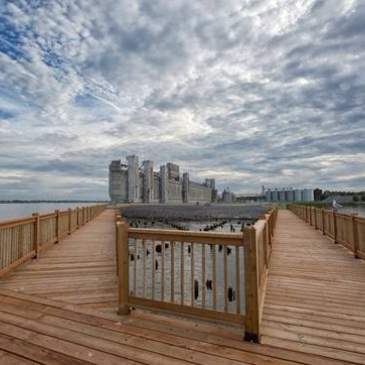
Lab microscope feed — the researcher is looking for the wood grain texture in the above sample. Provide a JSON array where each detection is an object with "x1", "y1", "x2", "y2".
[
  {"x1": 0, "y1": 289, "x2": 349, "y2": 365},
  {"x1": 262, "y1": 209, "x2": 365, "y2": 364},
  {"x1": 0, "y1": 208, "x2": 361, "y2": 364},
  {"x1": 0, "y1": 209, "x2": 118, "y2": 311}
]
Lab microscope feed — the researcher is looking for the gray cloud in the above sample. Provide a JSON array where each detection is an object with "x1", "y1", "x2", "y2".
[{"x1": 0, "y1": 0, "x2": 364, "y2": 200}]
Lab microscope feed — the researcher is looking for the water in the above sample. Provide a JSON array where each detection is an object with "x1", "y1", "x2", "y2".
[
  {"x1": 0, "y1": 203, "x2": 100, "y2": 221},
  {"x1": 129, "y1": 239, "x2": 246, "y2": 315},
  {"x1": 128, "y1": 218, "x2": 249, "y2": 232},
  {"x1": 338, "y1": 206, "x2": 365, "y2": 218}
]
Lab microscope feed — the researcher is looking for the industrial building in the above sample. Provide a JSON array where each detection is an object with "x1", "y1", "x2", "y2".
[
  {"x1": 109, "y1": 155, "x2": 218, "y2": 204},
  {"x1": 222, "y1": 189, "x2": 235, "y2": 203},
  {"x1": 265, "y1": 188, "x2": 314, "y2": 202}
]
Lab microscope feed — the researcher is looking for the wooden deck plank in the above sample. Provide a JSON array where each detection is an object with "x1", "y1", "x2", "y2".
[
  {"x1": 0, "y1": 348, "x2": 41, "y2": 365},
  {"x1": 0, "y1": 289, "x2": 347, "y2": 365},
  {"x1": 0, "y1": 334, "x2": 89, "y2": 365},
  {"x1": 0, "y1": 208, "x2": 362, "y2": 364},
  {"x1": 0, "y1": 209, "x2": 118, "y2": 308},
  {"x1": 261, "y1": 209, "x2": 365, "y2": 364}
]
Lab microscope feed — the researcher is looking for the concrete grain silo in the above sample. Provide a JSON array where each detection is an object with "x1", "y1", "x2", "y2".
[
  {"x1": 294, "y1": 189, "x2": 302, "y2": 201},
  {"x1": 279, "y1": 189, "x2": 286, "y2": 202},
  {"x1": 286, "y1": 188, "x2": 294, "y2": 202},
  {"x1": 302, "y1": 189, "x2": 314, "y2": 202}
]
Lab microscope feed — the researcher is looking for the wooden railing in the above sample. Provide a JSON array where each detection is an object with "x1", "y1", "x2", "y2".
[
  {"x1": 245, "y1": 207, "x2": 278, "y2": 342},
  {"x1": 0, "y1": 204, "x2": 107, "y2": 278},
  {"x1": 288, "y1": 204, "x2": 365, "y2": 259},
  {"x1": 116, "y1": 207, "x2": 278, "y2": 343}
]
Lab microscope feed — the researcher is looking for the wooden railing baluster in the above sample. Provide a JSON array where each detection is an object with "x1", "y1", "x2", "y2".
[
  {"x1": 171, "y1": 241, "x2": 175, "y2": 303},
  {"x1": 161, "y1": 240, "x2": 165, "y2": 301},
  {"x1": 353, "y1": 215, "x2": 359, "y2": 258},
  {"x1": 181, "y1": 242, "x2": 184, "y2": 305},
  {"x1": 191, "y1": 242, "x2": 194, "y2": 307},
  {"x1": 134, "y1": 238, "x2": 137, "y2": 296},
  {"x1": 152, "y1": 240, "x2": 156, "y2": 300},
  {"x1": 212, "y1": 243, "x2": 217, "y2": 311},
  {"x1": 333, "y1": 211, "x2": 338, "y2": 243},
  {"x1": 236, "y1": 246, "x2": 240, "y2": 314},
  {"x1": 224, "y1": 244, "x2": 228, "y2": 312},
  {"x1": 143, "y1": 239, "x2": 146, "y2": 297},
  {"x1": 202, "y1": 243, "x2": 206, "y2": 308},
  {"x1": 32, "y1": 213, "x2": 40, "y2": 258}
]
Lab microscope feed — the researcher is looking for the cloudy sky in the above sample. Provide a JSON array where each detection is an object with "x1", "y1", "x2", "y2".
[{"x1": 0, "y1": 0, "x2": 364, "y2": 200}]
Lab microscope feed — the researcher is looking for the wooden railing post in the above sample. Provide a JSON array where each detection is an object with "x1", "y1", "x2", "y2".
[
  {"x1": 309, "y1": 207, "x2": 312, "y2": 224},
  {"x1": 321, "y1": 209, "x2": 326, "y2": 235},
  {"x1": 333, "y1": 211, "x2": 338, "y2": 244},
  {"x1": 55, "y1": 210, "x2": 60, "y2": 243},
  {"x1": 352, "y1": 215, "x2": 359, "y2": 258},
  {"x1": 244, "y1": 226, "x2": 260, "y2": 343},
  {"x1": 313, "y1": 208, "x2": 318, "y2": 229},
  {"x1": 76, "y1": 207, "x2": 79, "y2": 229},
  {"x1": 117, "y1": 221, "x2": 130, "y2": 315},
  {"x1": 115, "y1": 214, "x2": 122, "y2": 276},
  {"x1": 68, "y1": 208, "x2": 72, "y2": 234},
  {"x1": 267, "y1": 216, "x2": 272, "y2": 246},
  {"x1": 32, "y1": 213, "x2": 40, "y2": 258}
]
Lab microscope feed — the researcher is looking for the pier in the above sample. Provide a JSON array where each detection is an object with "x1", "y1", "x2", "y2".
[{"x1": 0, "y1": 206, "x2": 364, "y2": 364}]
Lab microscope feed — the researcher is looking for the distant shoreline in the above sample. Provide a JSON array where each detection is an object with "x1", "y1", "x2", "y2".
[{"x1": 0, "y1": 200, "x2": 108, "y2": 204}]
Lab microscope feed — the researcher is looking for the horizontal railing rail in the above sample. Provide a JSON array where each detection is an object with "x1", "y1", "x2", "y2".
[
  {"x1": 288, "y1": 204, "x2": 365, "y2": 259},
  {"x1": 0, "y1": 204, "x2": 107, "y2": 277},
  {"x1": 116, "y1": 207, "x2": 278, "y2": 343}
]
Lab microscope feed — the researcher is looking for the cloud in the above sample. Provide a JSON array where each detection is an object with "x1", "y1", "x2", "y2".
[{"x1": 0, "y1": 0, "x2": 364, "y2": 199}]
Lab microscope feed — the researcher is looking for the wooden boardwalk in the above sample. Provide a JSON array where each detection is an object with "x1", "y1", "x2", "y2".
[
  {"x1": 0, "y1": 209, "x2": 118, "y2": 316},
  {"x1": 0, "y1": 208, "x2": 363, "y2": 364},
  {"x1": 262, "y1": 209, "x2": 365, "y2": 364}
]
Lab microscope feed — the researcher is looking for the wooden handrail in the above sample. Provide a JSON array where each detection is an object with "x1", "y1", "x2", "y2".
[
  {"x1": 0, "y1": 204, "x2": 107, "y2": 278},
  {"x1": 116, "y1": 206, "x2": 279, "y2": 344},
  {"x1": 128, "y1": 228, "x2": 243, "y2": 246},
  {"x1": 0, "y1": 216, "x2": 36, "y2": 228},
  {"x1": 288, "y1": 204, "x2": 365, "y2": 260}
]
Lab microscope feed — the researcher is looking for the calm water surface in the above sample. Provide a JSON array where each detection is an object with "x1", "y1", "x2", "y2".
[
  {"x1": 0, "y1": 203, "x2": 100, "y2": 221},
  {"x1": 338, "y1": 206, "x2": 365, "y2": 218}
]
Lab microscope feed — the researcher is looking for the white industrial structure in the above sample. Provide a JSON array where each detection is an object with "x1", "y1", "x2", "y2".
[{"x1": 265, "y1": 187, "x2": 314, "y2": 202}]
